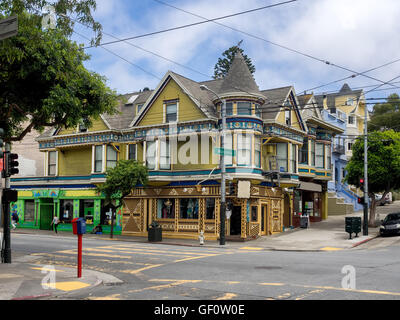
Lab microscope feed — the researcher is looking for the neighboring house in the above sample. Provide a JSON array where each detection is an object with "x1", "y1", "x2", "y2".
[
  {"x1": 10, "y1": 52, "x2": 337, "y2": 240},
  {"x1": 315, "y1": 84, "x2": 367, "y2": 212},
  {"x1": 296, "y1": 94, "x2": 344, "y2": 226}
]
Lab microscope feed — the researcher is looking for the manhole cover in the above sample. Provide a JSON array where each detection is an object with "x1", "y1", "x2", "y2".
[{"x1": 254, "y1": 266, "x2": 282, "y2": 270}]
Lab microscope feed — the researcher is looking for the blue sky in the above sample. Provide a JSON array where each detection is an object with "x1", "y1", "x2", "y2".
[{"x1": 71, "y1": 0, "x2": 400, "y2": 103}]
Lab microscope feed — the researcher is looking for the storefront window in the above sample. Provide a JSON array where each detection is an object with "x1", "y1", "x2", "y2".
[
  {"x1": 180, "y1": 198, "x2": 199, "y2": 219},
  {"x1": 251, "y1": 206, "x2": 258, "y2": 222},
  {"x1": 314, "y1": 193, "x2": 321, "y2": 217},
  {"x1": 206, "y1": 198, "x2": 215, "y2": 220},
  {"x1": 24, "y1": 200, "x2": 35, "y2": 222},
  {"x1": 60, "y1": 199, "x2": 74, "y2": 223},
  {"x1": 157, "y1": 199, "x2": 175, "y2": 219},
  {"x1": 293, "y1": 190, "x2": 302, "y2": 216}
]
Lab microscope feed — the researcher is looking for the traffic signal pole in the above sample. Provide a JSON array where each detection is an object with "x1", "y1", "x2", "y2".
[
  {"x1": 363, "y1": 101, "x2": 369, "y2": 236},
  {"x1": 1, "y1": 143, "x2": 12, "y2": 263}
]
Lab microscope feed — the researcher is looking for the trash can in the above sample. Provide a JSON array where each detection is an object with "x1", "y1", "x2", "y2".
[
  {"x1": 300, "y1": 215, "x2": 309, "y2": 229},
  {"x1": 345, "y1": 217, "x2": 361, "y2": 239},
  {"x1": 148, "y1": 221, "x2": 162, "y2": 242}
]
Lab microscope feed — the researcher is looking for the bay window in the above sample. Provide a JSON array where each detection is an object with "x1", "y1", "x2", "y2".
[
  {"x1": 146, "y1": 141, "x2": 157, "y2": 170},
  {"x1": 237, "y1": 134, "x2": 252, "y2": 166},
  {"x1": 291, "y1": 144, "x2": 297, "y2": 173},
  {"x1": 237, "y1": 102, "x2": 252, "y2": 115},
  {"x1": 316, "y1": 143, "x2": 325, "y2": 168},
  {"x1": 159, "y1": 140, "x2": 171, "y2": 170},
  {"x1": 276, "y1": 143, "x2": 288, "y2": 172},
  {"x1": 254, "y1": 137, "x2": 261, "y2": 168}
]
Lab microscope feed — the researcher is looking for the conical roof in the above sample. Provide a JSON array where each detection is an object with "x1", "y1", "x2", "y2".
[
  {"x1": 339, "y1": 83, "x2": 352, "y2": 93},
  {"x1": 218, "y1": 51, "x2": 263, "y2": 99}
]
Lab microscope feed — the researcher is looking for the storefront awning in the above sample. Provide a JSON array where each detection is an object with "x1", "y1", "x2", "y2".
[{"x1": 298, "y1": 182, "x2": 322, "y2": 192}]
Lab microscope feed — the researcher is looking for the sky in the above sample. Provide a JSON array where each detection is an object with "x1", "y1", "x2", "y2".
[{"x1": 72, "y1": 0, "x2": 400, "y2": 103}]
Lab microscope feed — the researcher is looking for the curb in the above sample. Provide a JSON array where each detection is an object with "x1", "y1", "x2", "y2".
[{"x1": 351, "y1": 234, "x2": 379, "y2": 248}]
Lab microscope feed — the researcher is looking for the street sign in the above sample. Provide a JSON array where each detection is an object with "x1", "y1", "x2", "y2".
[
  {"x1": 0, "y1": 15, "x2": 18, "y2": 41},
  {"x1": 214, "y1": 148, "x2": 236, "y2": 156}
]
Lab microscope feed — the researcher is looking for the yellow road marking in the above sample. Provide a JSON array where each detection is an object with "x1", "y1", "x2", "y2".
[
  {"x1": 239, "y1": 247, "x2": 263, "y2": 251},
  {"x1": 31, "y1": 267, "x2": 65, "y2": 272},
  {"x1": 43, "y1": 281, "x2": 91, "y2": 292},
  {"x1": 87, "y1": 294, "x2": 121, "y2": 300},
  {"x1": 121, "y1": 264, "x2": 164, "y2": 275},
  {"x1": 259, "y1": 283, "x2": 285, "y2": 286},
  {"x1": 320, "y1": 247, "x2": 343, "y2": 251},
  {"x1": 98, "y1": 245, "x2": 222, "y2": 256},
  {"x1": 128, "y1": 280, "x2": 202, "y2": 293},
  {"x1": 0, "y1": 274, "x2": 22, "y2": 279},
  {"x1": 215, "y1": 293, "x2": 238, "y2": 300}
]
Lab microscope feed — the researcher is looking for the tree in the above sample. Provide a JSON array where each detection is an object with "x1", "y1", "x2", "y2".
[
  {"x1": 0, "y1": 0, "x2": 102, "y2": 45},
  {"x1": 0, "y1": 12, "x2": 118, "y2": 142},
  {"x1": 345, "y1": 130, "x2": 400, "y2": 226},
  {"x1": 213, "y1": 45, "x2": 255, "y2": 79},
  {"x1": 368, "y1": 93, "x2": 400, "y2": 132},
  {"x1": 96, "y1": 160, "x2": 148, "y2": 238}
]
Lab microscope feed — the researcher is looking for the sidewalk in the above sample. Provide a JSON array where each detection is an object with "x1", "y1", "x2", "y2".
[{"x1": 0, "y1": 211, "x2": 382, "y2": 300}]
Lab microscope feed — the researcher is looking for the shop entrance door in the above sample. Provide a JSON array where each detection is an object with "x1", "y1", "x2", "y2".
[
  {"x1": 261, "y1": 204, "x2": 268, "y2": 236},
  {"x1": 40, "y1": 199, "x2": 54, "y2": 231},
  {"x1": 230, "y1": 206, "x2": 242, "y2": 236}
]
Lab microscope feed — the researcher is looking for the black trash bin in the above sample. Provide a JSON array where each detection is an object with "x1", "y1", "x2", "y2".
[
  {"x1": 148, "y1": 221, "x2": 162, "y2": 242},
  {"x1": 300, "y1": 215, "x2": 309, "y2": 229}
]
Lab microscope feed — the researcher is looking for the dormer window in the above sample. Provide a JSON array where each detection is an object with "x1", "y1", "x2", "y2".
[
  {"x1": 346, "y1": 98, "x2": 354, "y2": 106},
  {"x1": 78, "y1": 121, "x2": 88, "y2": 133},
  {"x1": 137, "y1": 104, "x2": 144, "y2": 114}
]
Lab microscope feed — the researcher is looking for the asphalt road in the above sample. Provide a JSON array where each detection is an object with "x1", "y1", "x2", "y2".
[{"x1": 9, "y1": 232, "x2": 400, "y2": 300}]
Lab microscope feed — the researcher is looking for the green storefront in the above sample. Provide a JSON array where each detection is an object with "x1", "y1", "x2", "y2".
[{"x1": 10, "y1": 188, "x2": 122, "y2": 235}]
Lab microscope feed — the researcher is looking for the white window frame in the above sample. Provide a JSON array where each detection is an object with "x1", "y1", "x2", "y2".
[
  {"x1": 127, "y1": 144, "x2": 138, "y2": 161},
  {"x1": 92, "y1": 145, "x2": 104, "y2": 173},
  {"x1": 47, "y1": 150, "x2": 58, "y2": 176}
]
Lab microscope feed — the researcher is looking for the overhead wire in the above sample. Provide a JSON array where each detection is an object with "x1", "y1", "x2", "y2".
[{"x1": 153, "y1": 0, "x2": 399, "y2": 90}]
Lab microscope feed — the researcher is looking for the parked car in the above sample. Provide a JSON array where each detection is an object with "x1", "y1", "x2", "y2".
[
  {"x1": 380, "y1": 213, "x2": 400, "y2": 236},
  {"x1": 375, "y1": 194, "x2": 385, "y2": 206}
]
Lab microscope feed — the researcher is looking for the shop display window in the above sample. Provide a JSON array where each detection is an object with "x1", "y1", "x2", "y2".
[
  {"x1": 157, "y1": 199, "x2": 175, "y2": 219},
  {"x1": 180, "y1": 198, "x2": 199, "y2": 219}
]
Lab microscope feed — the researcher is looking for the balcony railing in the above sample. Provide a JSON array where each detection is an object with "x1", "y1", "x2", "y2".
[{"x1": 333, "y1": 145, "x2": 345, "y2": 154}]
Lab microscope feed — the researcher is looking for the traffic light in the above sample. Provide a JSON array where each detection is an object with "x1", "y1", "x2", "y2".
[
  {"x1": 359, "y1": 178, "x2": 364, "y2": 192},
  {"x1": 228, "y1": 182, "x2": 235, "y2": 196},
  {"x1": 358, "y1": 196, "x2": 365, "y2": 204},
  {"x1": 5, "y1": 152, "x2": 19, "y2": 177},
  {"x1": 0, "y1": 127, "x2": 4, "y2": 158}
]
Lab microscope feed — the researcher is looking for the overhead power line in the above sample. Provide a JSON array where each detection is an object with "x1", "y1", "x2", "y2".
[
  {"x1": 83, "y1": 0, "x2": 297, "y2": 50},
  {"x1": 153, "y1": 0, "x2": 398, "y2": 90}
]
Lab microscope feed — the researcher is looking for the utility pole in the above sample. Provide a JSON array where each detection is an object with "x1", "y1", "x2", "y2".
[
  {"x1": 363, "y1": 101, "x2": 369, "y2": 235},
  {"x1": 200, "y1": 85, "x2": 227, "y2": 245}
]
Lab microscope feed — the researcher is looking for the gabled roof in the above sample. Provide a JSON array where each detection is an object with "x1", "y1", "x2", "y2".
[
  {"x1": 218, "y1": 51, "x2": 264, "y2": 99},
  {"x1": 260, "y1": 86, "x2": 293, "y2": 120},
  {"x1": 131, "y1": 71, "x2": 218, "y2": 127}
]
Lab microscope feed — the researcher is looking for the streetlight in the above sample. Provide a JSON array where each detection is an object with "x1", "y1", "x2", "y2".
[{"x1": 200, "y1": 85, "x2": 227, "y2": 245}]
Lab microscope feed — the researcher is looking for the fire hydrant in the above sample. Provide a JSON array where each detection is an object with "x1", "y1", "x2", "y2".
[{"x1": 199, "y1": 231, "x2": 205, "y2": 245}]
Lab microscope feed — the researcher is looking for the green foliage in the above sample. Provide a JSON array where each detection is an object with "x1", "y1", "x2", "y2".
[
  {"x1": 345, "y1": 130, "x2": 400, "y2": 194},
  {"x1": 0, "y1": 12, "x2": 118, "y2": 141},
  {"x1": 213, "y1": 46, "x2": 255, "y2": 79},
  {"x1": 0, "y1": 0, "x2": 102, "y2": 45},
  {"x1": 96, "y1": 160, "x2": 149, "y2": 208},
  {"x1": 368, "y1": 93, "x2": 400, "y2": 132}
]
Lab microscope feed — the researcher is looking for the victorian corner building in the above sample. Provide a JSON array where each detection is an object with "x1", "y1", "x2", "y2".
[{"x1": 10, "y1": 52, "x2": 344, "y2": 241}]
